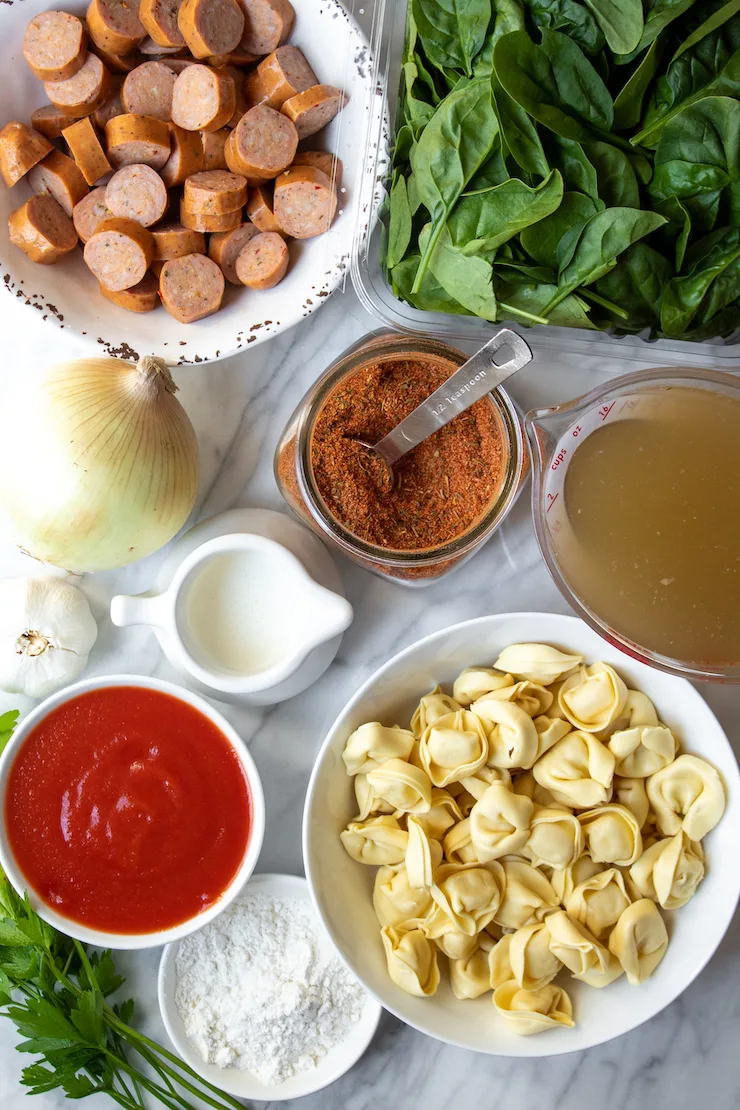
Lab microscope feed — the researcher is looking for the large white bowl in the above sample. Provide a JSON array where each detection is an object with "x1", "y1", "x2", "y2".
[
  {"x1": 303, "y1": 612, "x2": 740, "y2": 1057},
  {"x1": 0, "y1": 0, "x2": 375, "y2": 364}
]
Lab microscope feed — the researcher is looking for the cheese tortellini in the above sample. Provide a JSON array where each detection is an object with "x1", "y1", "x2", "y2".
[{"x1": 338, "y1": 644, "x2": 727, "y2": 1036}]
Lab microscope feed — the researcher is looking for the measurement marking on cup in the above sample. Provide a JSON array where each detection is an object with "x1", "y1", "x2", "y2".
[
  {"x1": 547, "y1": 492, "x2": 559, "y2": 513},
  {"x1": 599, "y1": 403, "x2": 616, "y2": 421}
]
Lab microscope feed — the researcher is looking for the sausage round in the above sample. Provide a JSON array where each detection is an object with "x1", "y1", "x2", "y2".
[
  {"x1": 100, "y1": 271, "x2": 159, "y2": 311},
  {"x1": 208, "y1": 220, "x2": 257, "y2": 283},
  {"x1": 238, "y1": 0, "x2": 294, "y2": 56},
  {"x1": 159, "y1": 253, "x2": 224, "y2": 322},
  {"x1": 62, "y1": 116, "x2": 112, "y2": 185},
  {"x1": 73, "y1": 187, "x2": 113, "y2": 241},
  {"x1": 171, "y1": 65, "x2": 235, "y2": 131},
  {"x1": 245, "y1": 183, "x2": 283, "y2": 235},
  {"x1": 45, "y1": 54, "x2": 112, "y2": 118},
  {"x1": 178, "y1": 0, "x2": 244, "y2": 60},
  {"x1": 201, "y1": 127, "x2": 229, "y2": 169},
  {"x1": 183, "y1": 169, "x2": 246, "y2": 213},
  {"x1": 28, "y1": 151, "x2": 89, "y2": 217},
  {"x1": 224, "y1": 64, "x2": 248, "y2": 127},
  {"x1": 179, "y1": 200, "x2": 242, "y2": 231},
  {"x1": 293, "y1": 150, "x2": 342, "y2": 188},
  {"x1": 8, "y1": 194, "x2": 78, "y2": 264},
  {"x1": 243, "y1": 69, "x2": 271, "y2": 110},
  {"x1": 84, "y1": 216, "x2": 154, "y2": 289},
  {"x1": 225, "y1": 104, "x2": 297, "y2": 182},
  {"x1": 87, "y1": 0, "x2": 147, "y2": 57},
  {"x1": 105, "y1": 163, "x2": 168, "y2": 225},
  {"x1": 23, "y1": 12, "x2": 88, "y2": 83},
  {"x1": 89, "y1": 43, "x2": 145, "y2": 73},
  {"x1": 235, "y1": 229, "x2": 288, "y2": 288},
  {"x1": 139, "y1": 0, "x2": 186, "y2": 49},
  {"x1": 31, "y1": 105, "x2": 72, "y2": 141},
  {"x1": 151, "y1": 221, "x2": 205, "y2": 258},
  {"x1": 123, "y1": 61, "x2": 177, "y2": 120},
  {"x1": 281, "y1": 84, "x2": 347, "y2": 140},
  {"x1": 105, "y1": 114, "x2": 171, "y2": 168},
  {"x1": 0, "y1": 122, "x2": 53, "y2": 187},
  {"x1": 160, "y1": 124, "x2": 204, "y2": 185},
  {"x1": 257, "y1": 45, "x2": 316, "y2": 109},
  {"x1": 273, "y1": 164, "x2": 336, "y2": 238},
  {"x1": 205, "y1": 48, "x2": 258, "y2": 66}
]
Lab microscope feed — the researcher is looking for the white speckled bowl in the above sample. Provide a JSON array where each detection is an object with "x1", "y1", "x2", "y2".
[{"x1": 0, "y1": 0, "x2": 377, "y2": 364}]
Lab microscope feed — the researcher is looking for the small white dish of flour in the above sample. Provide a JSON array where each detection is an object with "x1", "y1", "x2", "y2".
[{"x1": 158, "y1": 873, "x2": 381, "y2": 1100}]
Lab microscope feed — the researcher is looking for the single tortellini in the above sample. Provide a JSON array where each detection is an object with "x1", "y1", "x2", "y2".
[
  {"x1": 449, "y1": 933, "x2": 495, "y2": 999},
  {"x1": 419, "y1": 711, "x2": 488, "y2": 787},
  {"x1": 453, "y1": 667, "x2": 513, "y2": 707},
  {"x1": 646, "y1": 754, "x2": 726, "y2": 840},
  {"x1": 511, "y1": 770, "x2": 568, "y2": 810},
  {"x1": 608, "y1": 725, "x2": 678, "y2": 778},
  {"x1": 411, "y1": 686, "x2": 462, "y2": 738},
  {"x1": 470, "y1": 697, "x2": 539, "y2": 770},
  {"x1": 493, "y1": 643, "x2": 583, "y2": 686},
  {"x1": 533, "y1": 714, "x2": 572, "y2": 759},
  {"x1": 354, "y1": 773, "x2": 395, "y2": 821},
  {"x1": 565, "y1": 867, "x2": 632, "y2": 939},
  {"x1": 427, "y1": 862, "x2": 505, "y2": 937},
  {"x1": 413, "y1": 788, "x2": 462, "y2": 840},
  {"x1": 458, "y1": 765, "x2": 512, "y2": 801},
  {"x1": 629, "y1": 832, "x2": 704, "y2": 909},
  {"x1": 558, "y1": 663, "x2": 628, "y2": 733},
  {"x1": 342, "y1": 722, "x2": 414, "y2": 775},
  {"x1": 435, "y1": 929, "x2": 479, "y2": 961},
  {"x1": 443, "y1": 817, "x2": 478, "y2": 865},
  {"x1": 469, "y1": 783, "x2": 534, "y2": 862},
  {"x1": 485, "y1": 680, "x2": 554, "y2": 718},
  {"x1": 550, "y1": 853, "x2": 605, "y2": 905},
  {"x1": 405, "y1": 817, "x2": 443, "y2": 888},
  {"x1": 624, "y1": 689, "x2": 660, "y2": 727},
  {"x1": 489, "y1": 933, "x2": 514, "y2": 987},
  {"x1": 578, "y1": 804, "x2": 643, "y2": 867},
  {"x1": 532, "y1": 731, "x2": 615, "y2": 809},
  {"x1": 366, "y1": 758, "x2": 433, "y2": 815},
  {"x1": 509, "y1": 921, "x2": 562, "y2": 992},
  {"x1": 381, "y1": 925, "x2": 440, "y2": 997},
  {"x1": 608, "y1": 899, "x2": 668, "y2": 985},
  {"x1": 544, "y1": 910, "x2": 623, "y2": 988},
  {"x1": 523, "y1": 807, "x2": 584, "y2": 871},
  {"x1": 340, "y1": 815, "x2": 409, "y2": 866},
  {"x1": 493, "y1": 981, "x2": 575, "y2": 1035},
  {"x1": 494, "y1": 860, "x2": 559, "y2": 931},
  {"x1": 373, "y1": 864, "x2": 433, "y2": 928},
  {"x1": 613, "y1": 776, "x2": 650, "y2": 829}
]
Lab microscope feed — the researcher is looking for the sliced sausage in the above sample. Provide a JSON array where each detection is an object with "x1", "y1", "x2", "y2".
[
  {"x1": 89, "y1": 44, "x2": 144, "y2": 73},
  {"x1": 159, "y1": 252, "x2": 224, "y2": 321},
  {"x1": 225, "y1": 104, "x2": 296, "y2": 182},
  {"x1": 93, "y1": 76, "x2": 126, "y2": 129},
  {"x1": 123, "y1": 61, "x2": 177, "y2": 120},
  {"x1": 23, "y1": 12, "x2": 88, "y2": 83},
  {"x1": 179, "y1": 200, "x2": 241, "y2": 231},
  {"x1": 257, "y1": 46, "x2": 316, "y2": 109},
  {"x1": 151, "y1": 221, "x2": 205, "y2": 258},
  {"x1": 139, "y1": 0, "x2": 186, "y2": 48},
  {"x1": 273, "y1": 164, "x2": 336, "y2": 238},
  {"x1": 205, "y1": 48, "x2": 258, "y2": 66},
  {"x1": 245, "y1": 183, "x2": 284, "y2": 235},
  {"x1": 150, "y1": 257, "x2": 165, "y2": 276},
  {"x1": 237, "y1": 0, "x2": 294, "y2": 56},
  {"x1": 224, "y1": 65, "x2": 248, "y2": 127},
  {"x1": 183, "y1": 169, "x2": 246, "y2": 213},
  {"x1": 8, "y1": 194, "x2": 78, "y2": 263},
  {"x1": 235, "y1": 229, "x2": 287, "y2": 288},
  {"x1": 62, "y1": 117, "x2": 112, "y2": 185},
  {"x1": 105, "y1": 163, "x2": 168, "y2": 225},
  {"x1": 160, "y1": 124, "x2": 204, "y2": 185},
  {"x1": 243, "y1": 69, "x2": 271, "y2": 109},
  {"x1": 293, "y1": 149, "x2": 342, "y2": 187},
  {"x1": 162, "y1": 57, "x2": 197, "y2": 73},
  {"x1": 0, "y1": 123, "x2": 53, "y2": 188},
  {"x1": 87, "y1": 0, "x2": 147, "y2": 56},
  {"x1": 73, "y1": 186, "x2": 113, "y2": 241},
  {"x1": 45, "y1": 54, "x2": 113, "y2": 118},
  {"x1": 171, "y1": 64, "x2": 235, "y2": 131},
  {"x1": 84, "y1": 216, "x2": 154, "y2": 288},
  {"x1": 100, "y1": 271, "x2": 159, "y2": 311},
  {"x1": 28, "y1": 151, "x2": 89, "y2": 216},
  {"x1": 281, "y1": 85, "x2": 346, "y2": 140},
  {"x1": 105, "y1": 114, "x2": 171, "y2": 168},
  {"x1": 31, "y1": 105, "x2": 72, "y2": 141},
  {"x1": 138, "y1": 36, "x2": 184, "y2": 55},
  {"x1": 208, "y1": 220, "x2": 257, "y2": 283},
  {"x1": 201, "y1": 127, "x2": 229, "y2": 169},
  {"x1": 178, "y1": 0, "x2": 244, "y2": 60}
]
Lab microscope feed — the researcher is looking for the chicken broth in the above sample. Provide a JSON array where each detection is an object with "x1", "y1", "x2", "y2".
[{"x1": 554, "y1": 386, "x2": 740, "y2": 666}]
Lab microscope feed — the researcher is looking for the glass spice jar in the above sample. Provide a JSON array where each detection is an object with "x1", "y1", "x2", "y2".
[{"x1": 274, "y1": 330, "x2": 530, "y2": 586}]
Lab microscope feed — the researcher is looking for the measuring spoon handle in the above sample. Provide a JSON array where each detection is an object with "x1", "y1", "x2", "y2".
[{"x1": 372, "y1": 329, "x2": 533, "y2": 468}]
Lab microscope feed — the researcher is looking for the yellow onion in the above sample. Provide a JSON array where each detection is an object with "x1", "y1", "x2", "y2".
[{"x1": 0, "y1": 356, "x2": 199, "y2": 572}]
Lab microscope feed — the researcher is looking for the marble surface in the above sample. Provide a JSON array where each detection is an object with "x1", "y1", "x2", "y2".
[{"x1": 0, "y1": 282, "x2": 739, "y2": 1110}]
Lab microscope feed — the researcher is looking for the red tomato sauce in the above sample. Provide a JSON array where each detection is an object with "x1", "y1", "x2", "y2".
[{"x1": 4, "y1": 687, "x2": 252, "y2": 934}]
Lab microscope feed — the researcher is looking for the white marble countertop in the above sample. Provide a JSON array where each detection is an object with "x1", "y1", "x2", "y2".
[{"x1": 0, "y1": 282, "x2": 739, "y2": 1110}]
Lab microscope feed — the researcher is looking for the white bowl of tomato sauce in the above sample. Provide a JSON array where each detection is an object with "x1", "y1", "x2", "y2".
[{"x1": 0, "y1": 675, "x2": 265, "y2": 949}]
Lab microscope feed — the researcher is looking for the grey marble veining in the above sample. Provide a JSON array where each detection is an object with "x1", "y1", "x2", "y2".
[{"x1": 0, "y1": 286, "x2": 739, "y2": 1110}]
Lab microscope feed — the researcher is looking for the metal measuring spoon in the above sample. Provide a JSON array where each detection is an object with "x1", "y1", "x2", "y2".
[{"x1": 353, "y1": 328, "x2": 533, "y2": 489}]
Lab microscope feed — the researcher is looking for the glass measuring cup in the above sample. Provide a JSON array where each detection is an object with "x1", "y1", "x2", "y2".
[{"x1": 526, "y1": 365, "x2": 740, "y2": 683}]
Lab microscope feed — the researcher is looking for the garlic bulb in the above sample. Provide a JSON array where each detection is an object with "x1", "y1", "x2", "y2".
[
  {"x1": 0, "y1": 578, "x2": 98, "y2": 699},
  {"x1": 0, "y1": 356, "x2": 199, "y2": 572}
]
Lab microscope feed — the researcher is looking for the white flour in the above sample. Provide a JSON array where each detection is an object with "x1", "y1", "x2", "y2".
[{"x1": 174, "y1": 892, "x2": 368, "y2": 1086}]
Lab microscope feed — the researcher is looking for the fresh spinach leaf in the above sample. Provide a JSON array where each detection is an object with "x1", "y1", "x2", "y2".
[
  {"x1": 464, "y1": 141, "x2": 511, "y2": 192},
  {"x1": 586, "y1": 140, "x2": 641, "y2": 205},
  {"x1": 448, "y1": 169, "x2": 564, "y2": 253},
  {"x1": 670, "y1": 0, "x2": 740, "y2": 65},
  {"x1": 492, "y1": 75, "x2": 550, "y2": 177},
  {"x1": 422, "y1": 223, "x2": 500, "y2": 317},
  {"x1": 635, "y1": 0, "x2": 701, "y2": 53},
  {"x1": 496, "y1": 277, "x2": 599, "y2": 326},
  {"x1": 473, "y1": 0, "x2": 525, "y2": 75},
  {"x1": 551, "y1": 136, "x2": 602, "y2": 204},
  {"x1": 520, "y1": 190, "x2": 599, "y2": 267},
  {"x1": 661, "y1": 225, "x2": 740, "y2": 333},
  {"x1": 387, "y1": 176, "x2": 413, "y2": 269},
  {"x1": 391, "y1": 256, "x2": 474, "y2": 314},
  {"x1": 412, "y1": 0, "x2": 492, "y2": 76},
  {"x1": 613, "y1": 36, "x2": 663, "y2": 129},
  {"x1": 594, "y1": 242, "x2": 672, "y2": 327},
  {"x1": 521, "y1": 0, "x2": 605, "y2": 56},
  {"x1": 583, "y1": 0, "x2": 644, "y2": 56}
]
